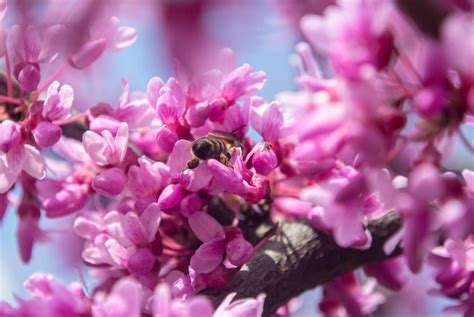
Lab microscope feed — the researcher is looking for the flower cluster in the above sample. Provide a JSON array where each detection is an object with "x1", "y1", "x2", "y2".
[{"x1": 1, "y1": 0, "x2": 473, "y2": 316}]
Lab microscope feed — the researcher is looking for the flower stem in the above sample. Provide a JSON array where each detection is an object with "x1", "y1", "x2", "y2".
[
  {"x1": 31, "y1": 63, "x2": 69, "y2": 102},
  {"x1": 53, "y1": 112, "x2": 86, "y2": 126},
  {"x1": 0, "y1": 95, "x2": 21, "y2": 104}
]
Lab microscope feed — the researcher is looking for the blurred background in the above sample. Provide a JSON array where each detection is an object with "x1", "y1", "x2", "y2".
[{"x1": 0, "y1": 1, "x2": 469, "y2": 316}]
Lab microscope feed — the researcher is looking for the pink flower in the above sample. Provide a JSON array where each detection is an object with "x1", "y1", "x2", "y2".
[
  {"x1": 127, "y1": 157, "x2": 170, "y2": 211},
  {"x1": 188, "y1": 212, "x2": 253, "y2": 274},
  {"x1": 319, "y1": 272, "x2": 385, "y2": 317},
  {"x1": 42, "y1": 81, "x2": 74, "y2": 121},
  {"x1": 37, "y1": 179, "x2": 89, "y2": 218},
  {"x1": 70, "y1": 16, "x2": 137, "y2": 69},
  {"x1": 220, "y1": 64, "x2": 267, "y2": 104},
  {"x1": 247, "y1": 142, "x2": 278, "y2": 176},
  {"x1": 428, "y1": 236, "x2": 473, "y2": 301},
  {"x1": 152, "y1": 283, "x2": 265, "y2": 317},
  {"x1": 214, "y1": 293, "x2": 266, "y2": 317},
  {"x1": 207, "y1": 149, "x2": 267, "y2": 204},
  {"x1": 6, "y1": 273, "x2": 90, "y2": 316},
  {"x1": 363, "y1": 257, "x2": 409, "y2": 291},
  {"x1": 301, "y1": 0, "x2": 394, "y2": 79},
  {"x1": 301, "y1": 166, "x2": 386, "y2": 249},
  {"x1": 83, "y1": 122, "x2": 129, "y2": 166},
  {"x1": 10, "y1": 24, "x2": 66, "y2": 91},
  {"x1": 0, "y1": 120, "x2": 21, "y2": 153},
  {"x1": 155, "y1": 78, "x2": 186, "y2": 126},
  {"x1": 250, "y1": 102, "x2": 284, "y2": 143},
  {"x1": 397, "y1": 163, "x2": 444, "y2": 273},
  {"x1": 0, "y1": 126, "x2": 46, "y2": 193},
  {"x1": 92, "y1": 278, "x2": 142, "y2": 317}
]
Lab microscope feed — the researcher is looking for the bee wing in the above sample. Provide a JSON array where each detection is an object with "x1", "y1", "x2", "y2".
[{"x1": 207, "y1": 131, "x2": 239, "y2": 143}]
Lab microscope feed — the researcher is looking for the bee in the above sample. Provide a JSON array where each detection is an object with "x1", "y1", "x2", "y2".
[{"x1": 187, "y1": 127, "x2": 245, "y2": 169}]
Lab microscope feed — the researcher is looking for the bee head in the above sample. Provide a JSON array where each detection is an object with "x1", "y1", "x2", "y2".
[{"x1": 192, "y1": 140, "x2": 212, "y2": 159}]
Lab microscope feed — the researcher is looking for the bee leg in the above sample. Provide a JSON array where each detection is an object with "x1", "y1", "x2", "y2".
[{"x1": 219, "y1": 153, "x2": 230, "y2": 166}]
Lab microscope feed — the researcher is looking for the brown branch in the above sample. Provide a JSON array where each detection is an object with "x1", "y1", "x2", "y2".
[{"x1": 212, "y1": 212, "x2": 402, "y2": 316}]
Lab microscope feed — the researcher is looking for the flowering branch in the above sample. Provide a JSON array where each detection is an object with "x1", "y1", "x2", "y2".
[{"x1": 212, "y1": 213, "x2": 402, "y2": 316}]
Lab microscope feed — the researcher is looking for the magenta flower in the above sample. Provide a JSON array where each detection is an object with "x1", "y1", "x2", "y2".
[
  {"x1": 428, "y1": 236, "x2": 473, "y2": 300},
  {"x1": 92, "y1": 278, "x2": 142, "y2": 317},
  {"x1": 70, "y1": 16, "x2": 137, "y2": 69},
  {"x1": 301, "y1": 0, "x2": 394, "y2": 79},
  {"x1": 319, "y1": 272, "x2": 385, "y2": 317},
  {"x1": 42, "y1": 81, "x2": 74, "y2": 121},
  {"x1": 2, "y1": 273, "x2": 91, "y2": 316},
  {"x1": 9, "y1": 24, "x2": 65, "y2": 91},
  {"x1": 83, "y1": 122, "x2": 129, "y2": 166},
  {"x1": 152, "y1": 283, "x2": 265, "y2": 317},
  {"x1": 0, "y1": 122, "x2": 46, "y2": 193},
  {"x1": 188, "y1": 212, "x2": 254, "y2": 274}
]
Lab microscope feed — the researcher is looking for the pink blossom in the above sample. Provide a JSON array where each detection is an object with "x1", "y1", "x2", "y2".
[
  {"x1": 428, "y1": 236, "x2": 473, "y2": 301},
  {"x1": 319, "y1": 272, "x2": 385, "y2": 317},
  {"x1": 188, "y1": 212, "x2": 253, "y2": 274},
  {"x1": 42, "y1": 81, "x2": 74, "y2": 121},
  {"x1": 152, "y1": 283, "x2": 265, "y2": 317},
  {"x1": 83, "y1": 122, "x2": 129, "y2": 166},
  {"x1": 92, "y1": 278, "x2": 142, "y2": 317},
  {"x1": 301, "y1": 0, "x2": 394, "y2": 79},
  {"x1": 4, "y1": 273, "x2": 91, "y2": 316},
  {"x1": 0, "y1": 141, "x2": 46, "y2": 194},
  {"x1": 0, "y1": 120, "x2": 21, "y2": 153},
  {"x1": 250, "y1": 102, "x2": 284, "y2": 143},
  {"x1": 37, "y1": 179, "x2": 89, "y2": 218},
  {"x1": 70, "y1": 16, "x2": 136, "y2": 69}
]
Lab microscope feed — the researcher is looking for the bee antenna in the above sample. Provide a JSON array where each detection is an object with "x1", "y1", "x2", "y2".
[{"x1": 231, "y1": 125, "x2": 247, "y2": 134}]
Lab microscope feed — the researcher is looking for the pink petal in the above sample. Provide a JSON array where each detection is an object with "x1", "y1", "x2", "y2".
[
  {"x1": 153, "y1": 284, "x2": 171, "y2": 317},
  {"x1": 190, "y1": 240, "x2": 226, "y2": 274},
  {"x1": 139, "y1": 203, "x2": 161, "y2": 242},
  {"x1": 167, "y1": 140, "x2": 192, "y2": 179},
  {"x1": 22, "y1": 145, "x2": 46, "y2": 179},
  {"x1": 94, "y1": 278, "x2": 141, "y2": 317},
  {"x1": 70, "y1": 38, "x2": 107, "y2": 69},
  {"x1": 146, "y1": 76, "x2": 165, "y2": 107},
  {"x1": 207, "y1": 159, "x2": 245, "y2": 194},
  {"x1": 188, "y1": 212, "x2": 225, "y2": 243},
  {"x1": 83, "y1": 131, "x2": 107, "y2": 165},
  {"x1": 122, "y1": 212, "x2": 147, "y2": 246},
  {"x1": 0, "y1": 158, "x2": 18, "y2": 193},
  {"x1": 226, "y1": 238, "x2": 254, "y2": 266}
]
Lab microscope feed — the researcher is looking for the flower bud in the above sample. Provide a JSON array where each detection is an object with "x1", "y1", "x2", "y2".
[
  {"x1": 33, "y1": 122, "x2": 62, "y2": 148},
  {"x1": 252, "y1": 144, "x2": 277, "y2": 176},
  {"x1": 158, "y1": 183, "x2": 184, "y2": 211},
  {"x1": 127, "y1": 248, "x2": 155, "y2": 275},
  {"x1": 156, "y1": 126, "x2": 178, "y2": 153},
  {"x1": 0, "y1": 120, "x2": 21, "y2": 153},
  {"x1": 92, "y1": 168, "x2": 126, "y2": 197},
  {"x1": 18, "y1": 63, "x2": 41, "y2": 92}
]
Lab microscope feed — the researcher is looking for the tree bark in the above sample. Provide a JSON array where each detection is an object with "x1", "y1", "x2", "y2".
[{"x1": 213, "y1": 213, "x2": 402, "y2": 316}]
